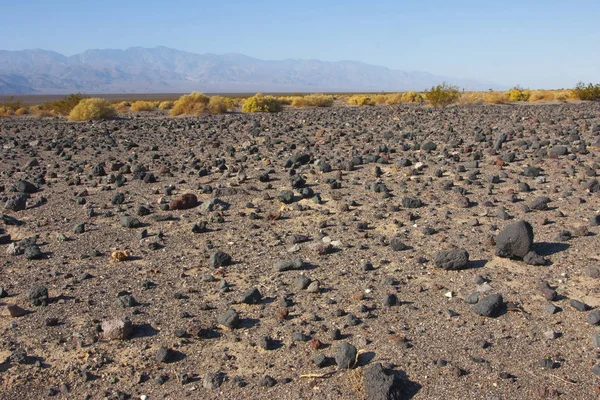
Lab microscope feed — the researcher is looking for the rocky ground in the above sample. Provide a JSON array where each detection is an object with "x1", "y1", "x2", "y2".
[{"x1": 1, "y1": 103, "x2": 600, "y2": 400}]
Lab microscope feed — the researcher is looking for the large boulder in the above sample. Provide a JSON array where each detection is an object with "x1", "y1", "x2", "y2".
[
  {"x1": 363, "y1": 363, "x2": 405, "y2": 400},
  {"x1": 434, "y1": 248, "x2": 469, "y2": 270},
  {"x1": 495, "y1": 220, "x2": 534, "y2": 259}
]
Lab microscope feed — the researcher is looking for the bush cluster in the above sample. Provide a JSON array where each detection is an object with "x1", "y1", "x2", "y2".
[
  {"x1": 571, "y1": 82, "x2": 600, "y2": 101},
  {"x1": 291, "y1": 94, "x2": 334, "y2": 108},
  {"x1": 68, "y1": 98, "x2": 116, "y2": 121},
  {"x1": 425, "y1": 82, "x2": 460, "y2": 107},
  {"x1": 242, "y1": 94, "x2": 283, "y2": 112},
  {"x1": 130, "y1": 100, "x2": 157, "y2": 112},
  {"x1": 169, "y1": 92, "x2": 211, "y2": 116},
  {"x1": 347, "y1": 95, "x2": 374, "y2": 106},
  {"x1": 44, "y1": 93, "x2": 87, "y2": 115}
]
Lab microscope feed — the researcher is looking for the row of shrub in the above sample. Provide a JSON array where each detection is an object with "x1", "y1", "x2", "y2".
[{"x1": 3, "y1": 82, "x2": 599, "y2": 120}]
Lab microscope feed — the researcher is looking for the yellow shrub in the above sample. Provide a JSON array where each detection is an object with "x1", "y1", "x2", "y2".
[
  {"x1": 242, "y1": 93, "x2": 283, "y2": 112},
  {"x1": 506, "y1": 87, "x2": 530, "y2": 102},
  {"x1": 483, "y1": 91, "x2": 507, "y2": 104},
  {"x1": 347, "y1": 95, "x2": 374, "y2": 106},
  {"x1": 277, "y1": 96, "x2": 295, "y2": 105},
  {"x1": 130, "y1": 100, "x2": 156, "y2": 112},
  {"x1": 458, "y1": 92, "x2": 485, "y2": 104},
  {"x1": 553, "y1": 91, "x2": 569, "y2": 102},
  {"x1": 170, "y1": 92, "x2": 211, "y2": 116},
  {"x1": 570, "y1": 82, "x2": 600, "y2": 101},
  {"x1": 385, "y1": 93, "x2": 403, "y2": 104},
  {"x1": 14, "y1": 107, "x2": 29, "y2": 115},
  {"x1": 425, "y1": 83, "x2": 460, "y2": 107},
  {"x1": 68, "y1": 98, "x2": 116, "y2": 121},
  {"x1": 208, "y1": 96, "x2": 228, "y2": 114},
  {"x1": 373, "y1": 94, "x2": 387, "y2": 104},
  {"x1": 528, "y1": 90, "x2": 554, "y2": 102},
  {"x1": 158, "y1": 100, "x2": 174, "y2": 110},
  {"x1": 401, "y1": 91, "x2": 423, "y2": 103},
  {"x1": 291, "y1": 94, "x2": 334, "y2": 107},
  {"x1": 114, "y1": 101, "x2": 130, "y2": 113}
]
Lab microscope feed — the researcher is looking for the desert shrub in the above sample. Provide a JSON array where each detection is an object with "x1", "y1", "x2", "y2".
[
  {"x1": 242, "y1": 93, "x2": 283, "y2": 112},
  {"x1": 44, "y1": 93, "x2": 86, "y2": 115},
  {"x1": 385, "y1": 93, "x2": 403, "y2": 104},
  {"x1": 170, "y1": 92, "x2": 211, "y2": 116},
  {"x1": 425, "y1": 82, "x2": 460, "y2": 107},
  {"x1": 571, "y1": 82, "x2": 600, "y2": 101},
  {"x1": 68, "y1": 98, "x2": 116, "y2": 121},
  {"x1": 527, "y1": 90, "x2": 554, "y2": 102},
  {"x1": 347, "y1": 95, "x2": 374, "y2": 106},
  {"x1": 0, "y1": 97, "x2": 23, "y2": 116},
  {"x1": 457, "y1": 92, "x2": 484, "y2": 104},
  {"x1": 506, "y1": 86, "x2": 530, "y2": 102},
  {"x1": 372, "y1": 94, "x2": 388, "y2": 104},
  {"x1": 208, "y1": 96, "x2": 229, "y2": 114},
  {"x1": 277, "y1": 96, "x2": 295, "y2": 105},
  {"x1": 223, "y1": 97, "x2": 240, "y2": 109},
  {"x1": 553, "y1": 91, "x2": 569, "y2": 102},
  {"x1": 483, "y1": 91, "x2": 507, "y2": 104},
  {"x1": 14, "y1": 107, "x2": 29, "y2": 115},
  {"x1": 401, "y1": 91, "x2": 423, "y2": 103},
  {"x1": 114, "y1": 101, "x2": 130, "y2": 113},
  {"x1": 130, "y1": 100, "x2": 156, "y2": 112},
  {"x1": 291, "y1": 94, "x2": 334, "y2": 108},
  {"x1": 158, "y1": 100, "x2": 174, "y2": 110}
]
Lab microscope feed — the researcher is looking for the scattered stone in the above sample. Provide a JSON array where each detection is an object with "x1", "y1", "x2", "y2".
[
  {"x1": 434, "y1": 248, "x2": 469, "y2": 270},
  {"x1": 495, "y1": 220, "x2": 534, "y2": 258}
]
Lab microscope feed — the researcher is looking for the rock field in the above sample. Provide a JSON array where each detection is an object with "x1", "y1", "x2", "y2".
[{"x1": 1, "y1": 102, "x2": 600, "y2": 399}]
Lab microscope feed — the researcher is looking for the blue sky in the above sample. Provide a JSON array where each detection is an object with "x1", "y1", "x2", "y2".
[{"x1": 1, "y1": 0, "x2": 598, "y2": 88}]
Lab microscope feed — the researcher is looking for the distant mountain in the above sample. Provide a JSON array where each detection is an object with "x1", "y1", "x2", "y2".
[{"x1": 0, "y1": 46, "x2": 500, "y2": 94}]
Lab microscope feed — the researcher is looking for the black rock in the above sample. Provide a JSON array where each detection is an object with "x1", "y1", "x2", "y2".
[
  {"x1": 203, "y1": 372, "x2": 223, "y2": 389},
  {"x1": 155, "y1": 346, "x2": 175, "y2": 363},
  {"x1": 120, "y1": 216, "x2": 140, "y2": 229},
  {"x1": 24, "y1": 245, "x2": 43, "y2": 260},
  {"x1": 495, "y1": 220, "x2": 534, "y2": 259},
  {"x1": 5, "y1": 194, "x2": 27, "y2": 211},
  {"x1": 587, "y1": 310, "x2": 600, "y2": 325},
  {"x1": 217, "y1": 309, "x2": 240, "y2": 329},
  {"x1": 389, "y1": 238, "x2": 408, "y2": 251},
  {"x1": 275, "y1": 257, "x2": 304, "y2": 272},
  {"x1": 295, "y1": 275, "x2": 311, "y2": 290},
  {"x1": 401, "y1": 197, "x2": 422, "y2": 208},
  {"x1": 209, "y1": 251, "x2": 232, "y2": 268},
  {"x1": 73, "y1": 223, "x2": 85, "y2": 234},
  {"x1": 29, "y1": 285, "x2": 49, "y2": 306},
  {"x1": 314, "y1": 354, "x2": 328, "y2": 368},
  {"x1": 111, "y1": 192, "x2": 125, "y2": 205},
  {"x1": 277, "y1": 190, "x2": 295, "y2": 204},
  {"x1": 570, "y1": 299, "x2": 589, "y2": 312},
  {"x1": 465, "y1": 292, "x2": 480, "y2": 304},
  {"x1": 240, "y1": 288, "x2": 262, "y2": 304},
  {"x1": 258, "y1": 335, "x2": 273, "y2": 350},
  {"x1": 472, "y1": 294, "x2": 504, "y2": 317},
  {"x1": 530, "y1": 196, "x2": 551, "y2": 210},
  {"x1": 335, "y1": 342, "x2": 357, "y2": 369},
  {"x1": 0, "y1": 287, "x2": 7, "y2": 298},
  {"x1": 524, "y1": 251, "x2": 548, "y2": 266},
  {"x1": 136, "y1": 205, "x2": 150, "y2": 216},
  {"x1": 434, "y1": 248, "x2": 469, "y2": 270},
  {"x1": 259, "y1": 375, "x2": 277, "y2": 388},
  {"x1": 363, "y1": 363, "x2": 405, "y2": 400}
]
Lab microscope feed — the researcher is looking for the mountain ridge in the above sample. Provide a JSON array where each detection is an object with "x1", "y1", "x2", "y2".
[{"x1": 0, "y1": 46, "x2": 501, "y2": 94}]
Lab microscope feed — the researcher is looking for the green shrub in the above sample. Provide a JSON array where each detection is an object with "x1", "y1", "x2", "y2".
[
  {"x1": 130, "y1": 100, "x2": 157, "y2": 112},
  {"x1": 347, "y1": 95, "x2": 374, "y2": 106},
  {"x1": 208, "y1": 96, "x2": 229, "y2": 114},
  {"x1": 242, "y1": 93, "x2": 283, "y2": 112},
  {"x1": 401, "y1": 91, "x2": 424, "y2": 103},
  {"x1": 425, "y1": 82, "x2": 460, "y2": 107},
  {"x1": 170, "y1": 92, "x2": 211, "y2": 116},
  {"x1": 571, "y1": 82, "x2": 600, "y2": 101},
  {"x1": 68, "y1": 98, "x2": 116, "y2": 121}
]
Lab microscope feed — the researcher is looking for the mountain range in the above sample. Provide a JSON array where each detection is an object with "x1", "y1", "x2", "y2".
[{"x1": 0, "y1": 46, "x2": 500, "y2": 94}]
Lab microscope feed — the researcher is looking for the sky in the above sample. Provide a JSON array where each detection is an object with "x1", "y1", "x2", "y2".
[{"x1": 1, "y1": 0, "x2": 598, "y2": 88}]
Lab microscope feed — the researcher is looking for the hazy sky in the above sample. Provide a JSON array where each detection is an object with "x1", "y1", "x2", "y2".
[{"x1": 2, "y1": 0, "x2": 598, "y2": 88}]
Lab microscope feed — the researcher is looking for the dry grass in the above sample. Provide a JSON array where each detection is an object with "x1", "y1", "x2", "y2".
[
  {"x1": 401, "y1": 91, "x2": 424, "y2": 103},
  {"x1": 130, "y1": 100, "x2": 157, "y2": 112},
  {"x1": 114, "y1": 101, "x2": 130, "y2": 113},
  {"x1": 68, "y1": 98, "x2": 116, "y2": 121},
  {"x1": 385, "y1": 93, "x2": 403, "y2": 104}
]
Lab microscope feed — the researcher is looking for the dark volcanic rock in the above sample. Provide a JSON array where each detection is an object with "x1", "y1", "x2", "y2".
[
  {"x1": 434, "y1": 248, "x2": 469, "y2": 270},
  {"x1": 209, "y1": 251, "x2": 232, "y2": 268},
  {"x1": 472, "y1": 294, "x2": 504, "y2": 317},
  {"x1": 28, "y1": 285, "x2": 48, "y2": 306},
  {"x1": 363, "y1": 363, "x2": 405, "y2": 400},
  {"x1": 217, "y1": 309, "x2": 240, "y2": 329},
  {"x1": 240, "y1": 288, "x2": 262, "y2": 304},
  {"x1": 275, "y1": 257, "x2": 304, "y2": 272},
  {"x1": 495, "y1": 220, "x2": 534, "y2": 258},
  {"x1": 335, "y1": 342, "x2": 357, "y2": 369}
]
